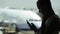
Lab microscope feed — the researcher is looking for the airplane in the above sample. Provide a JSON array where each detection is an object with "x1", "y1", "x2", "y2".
[{"x1": 0, "y1": 8, "x2": 42, "y2": 30}]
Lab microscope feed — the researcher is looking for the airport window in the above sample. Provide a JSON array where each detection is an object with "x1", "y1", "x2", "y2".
[{"x1": 0, "y1": 0, "x2": 60, "y2": 34}]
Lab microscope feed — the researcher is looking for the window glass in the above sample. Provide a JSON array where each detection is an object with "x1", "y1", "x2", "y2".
[{"x1": 0, "y1": 0, "x2": 60, "y2": 34}]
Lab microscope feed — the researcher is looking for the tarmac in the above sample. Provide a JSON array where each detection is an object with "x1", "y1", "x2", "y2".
[
  {"x1": 17, "y1": 31, "x2": 34, "y2": 34},
  {"x1": 17, "y1": 31, "x2": 60, "y2": 34}
]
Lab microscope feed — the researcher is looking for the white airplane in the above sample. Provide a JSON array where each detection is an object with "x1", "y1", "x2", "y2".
[{"x1": 0, "y1": 8, "x2": 42, "y2": 30}]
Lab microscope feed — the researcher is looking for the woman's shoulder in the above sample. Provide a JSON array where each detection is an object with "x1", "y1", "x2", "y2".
[{"x1": 45, "y1": 15, "x2": 60, "y2": 25}]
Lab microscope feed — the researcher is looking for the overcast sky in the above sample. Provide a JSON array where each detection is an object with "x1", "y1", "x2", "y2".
[
  {"x1": 0, "y1": 0, "x2": 60, "y2": 15},
  {"x1": 0, "y1": 0, "x2": 60, "y2": 9},
  {"x1": 0, "y1": 0, "x2": 37, "y2": 9}
]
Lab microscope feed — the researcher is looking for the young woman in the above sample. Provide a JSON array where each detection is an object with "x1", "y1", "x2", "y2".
[{"x1": 37, "y1": 0, "x2": 60, "y2": 34}]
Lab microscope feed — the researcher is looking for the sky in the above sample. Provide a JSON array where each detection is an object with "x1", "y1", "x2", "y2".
[
  {"x1": 0, "y1": 0, "x2": 60, "y2": 16},
  {"x1": 0, "y1": 0, "x2": 37, "y2": 9},
  {"x1": 0, "y1": 0, "x2": 59, "y2": 9},
  {"x1": 51, "y1": 0, "x2": 60, "y2": 10},
  {"x1": 0, "y1": 0, "x2": 60, "y2": 15},
  {"x1": 0, "y1": 0, "x2": 60, "y2": 11},
  {"x1": 0, "y1": 0, "x2": 60, "y2": 9}
]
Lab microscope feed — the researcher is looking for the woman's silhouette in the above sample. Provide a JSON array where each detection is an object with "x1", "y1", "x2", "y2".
[
  {"x1": 27, "y1": 0, "x2": 60, "y2": 34},
  {"x1": 37, "y1": 0, "x2": 60, "y2": 34}
]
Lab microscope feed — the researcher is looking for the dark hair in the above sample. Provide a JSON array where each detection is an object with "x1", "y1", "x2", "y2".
[{"x1": 37, "y1": 0, "x2": 55, "y2": 17}]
